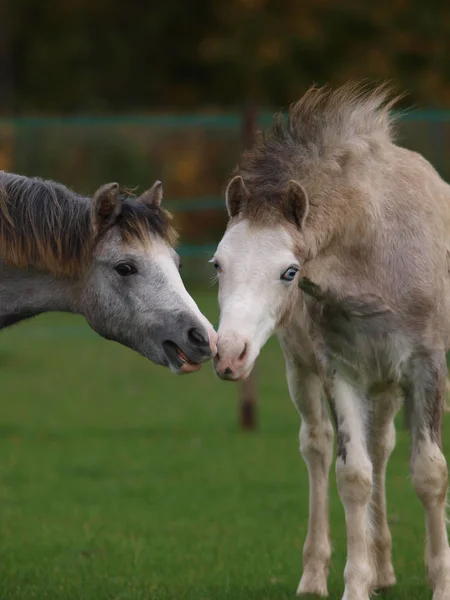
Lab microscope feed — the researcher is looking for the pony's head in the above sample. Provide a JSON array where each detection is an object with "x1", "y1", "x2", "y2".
[
  {"x1": 80, "y1": 181, "x2": 217, "y2": 373},
  {"x1": 0, "y1": 173, "x2": 216, "y2": 373}
]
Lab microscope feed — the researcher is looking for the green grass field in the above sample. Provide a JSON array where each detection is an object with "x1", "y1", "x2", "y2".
[{"x1": 0, "y1": 289, "x2": 448, "y2": 599}]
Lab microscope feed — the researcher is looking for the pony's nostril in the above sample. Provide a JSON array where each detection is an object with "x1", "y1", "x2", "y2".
[
  {"x1": 187, "y1": 327, "x2": 209, "y2": 348},
  {"x1": 239, "y1": 343, "x2": 247, "y2": 361},
  {"x1": 224, "y1": 367, "x2": 233, "y2": 376}
]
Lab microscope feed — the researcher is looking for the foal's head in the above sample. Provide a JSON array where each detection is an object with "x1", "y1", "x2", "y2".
[
  {"x1": 212, "y1": 176, "x2": 304, "y2": 380},
  {"x1": 213, "y1": 83, "x2": 397, "y2": 380},
  {"x1": 80, "y1": 181, "x2": 216, "y2": 373}
]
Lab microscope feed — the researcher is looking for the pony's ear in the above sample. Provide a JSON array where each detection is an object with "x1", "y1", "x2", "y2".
[
  {"x1": 284, "y1": 180, "x2": 309, "y2": 229},
  {"x1": 138, "y1": 180, "x2": 163, "y2": 207},
  {"x1": 225, "y1": 175, "x2": 249, "y2": 218},
  {"x1": 91, "y1": 182, "x2": 122, "y2": 236}
]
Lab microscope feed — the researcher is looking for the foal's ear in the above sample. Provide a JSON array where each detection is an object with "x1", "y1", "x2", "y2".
[
  {"x1": 91, "y1": 182, "x2": 122, "y2": 236},
  {"x1": 138, "y1": 180, "x2": 163, "y2": 208},
  {"x1": 225, "y1": 175, "x2": 249, "y2": 218},
  {"x1": 284, "y1": 180, "x2": 309, "y2": 229}
]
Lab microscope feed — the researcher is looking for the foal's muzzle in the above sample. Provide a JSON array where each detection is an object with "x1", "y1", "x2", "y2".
[{"x1": 214, "y1": 333, "x2": 250, "y2": 381}]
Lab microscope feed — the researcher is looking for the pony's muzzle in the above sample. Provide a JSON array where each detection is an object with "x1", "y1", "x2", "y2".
[
  {"x1": 187, "y1": 326, "x2": 210, "y2": 350},
  {"x1": 190, "y1": 322, "x2": 217, "y2": 358},
  {"x1": 161, "y1": 314, "x2": 217, "y2": 374},
  {"x1": 214, "y1": 337, "x2": 248, "y2": 381},
  {"x1": 179, "y1": 322, "x2": 217, "y2": 363}
]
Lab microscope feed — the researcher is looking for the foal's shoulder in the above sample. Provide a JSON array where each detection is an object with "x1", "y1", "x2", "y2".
[{"x1": 299, "y1": 277, "x2": 394, "y2": 323}]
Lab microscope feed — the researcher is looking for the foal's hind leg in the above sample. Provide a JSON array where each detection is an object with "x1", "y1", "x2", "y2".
[
  {"x1": 367, "y1": 393, "x2": 400, "y2": 591},
  {"x1": 286, "y1": 361, "x2": 333, "y2": 597},
  {"x1": 405, "y1": 351, "x2": 450, "y2": 600}
]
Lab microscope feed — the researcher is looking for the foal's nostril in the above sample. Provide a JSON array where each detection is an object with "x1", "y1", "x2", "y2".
[
  {"x1": 187, "y1": 327, "x2": 209, "y2": 348},
  {"x1": 224, "y1": 367, "x2": 233, "y2": 376},
  {"x1": 239, "y1": 343, "x2": 247, "y2": 361}
]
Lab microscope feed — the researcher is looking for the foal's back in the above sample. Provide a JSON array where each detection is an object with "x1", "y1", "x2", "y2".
[{"x1": 370, "y1": 144, "x2": 450, "y2": 347}]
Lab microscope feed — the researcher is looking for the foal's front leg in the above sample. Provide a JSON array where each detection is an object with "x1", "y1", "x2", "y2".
[
  {"x1": 367, "y1": 393, "x2": 400, "y2": 591},
  {"x1": 326, "y1": 376, "x2": 374, "y2": 600},
  {"x1": 286, "y1": 361, "x2": 334, "y2": 597},
  {"x1": 405, "y1": 351, "x2": 450, "y2": 600}
]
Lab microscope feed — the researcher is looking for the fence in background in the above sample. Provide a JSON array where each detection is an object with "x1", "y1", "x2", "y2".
[{"x1": 0, "y1": 110, "x2": 449, "y2": 286}]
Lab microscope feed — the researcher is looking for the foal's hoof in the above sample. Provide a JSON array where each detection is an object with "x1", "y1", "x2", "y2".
[
  {"x1": 297, "y1": 571, "x2": 328, "y2": 597},
  {"x1": 371, "y1": 565, "x2": 396, "y2": 591}
]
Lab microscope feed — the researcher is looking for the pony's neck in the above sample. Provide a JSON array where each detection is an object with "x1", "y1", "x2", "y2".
[{"x1": 0, "y1": 261, "x2": 76, "y2": 317}]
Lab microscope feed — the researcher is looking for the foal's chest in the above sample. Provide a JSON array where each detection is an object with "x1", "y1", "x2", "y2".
[{"x1": 303, "y1": 288, "x2": 410, "y2": 389}]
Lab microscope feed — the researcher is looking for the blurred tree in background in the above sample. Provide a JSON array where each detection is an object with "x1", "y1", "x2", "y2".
[
  {"x1": 2, "y1": 0, "x2": 449, "y2": 114},
  {"x1": 1, "y1": 0, "x2": 450, "y2": 257}
]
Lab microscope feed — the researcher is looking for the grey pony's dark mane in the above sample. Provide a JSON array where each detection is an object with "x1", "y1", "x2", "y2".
[
  {"x1": 0, "y1": 172, "x2": 91, "y2": 276},
  {"x1": 0, "y1": 171, "x2": 174, "y2": 277}
]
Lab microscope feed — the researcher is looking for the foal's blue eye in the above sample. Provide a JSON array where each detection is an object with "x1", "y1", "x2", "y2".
[
  {"x1": 212, "y1": 260, "x2": 222, "y2": 273},
  {"x1": 281, "y1": 266, "x2": 298, "y2": 282}
]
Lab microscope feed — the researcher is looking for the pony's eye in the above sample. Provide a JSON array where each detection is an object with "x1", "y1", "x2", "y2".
[
  {"x1": 114, "y1": 262, "x2": 137, "y2": 276},
  {"x1": 212, "y1": 260, "x2": 222, "y2": 273},
  {"x1": 281, "y1": 266, "x2": 298, "y2": 282}
]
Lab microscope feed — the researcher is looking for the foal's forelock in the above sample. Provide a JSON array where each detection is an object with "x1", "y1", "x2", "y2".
[
  {"x1": 0, "y1": 173, "x2": 176, "y2": 277},
  {"x1": 234, "y1": 82, "x2": 401, "y2": 221}
]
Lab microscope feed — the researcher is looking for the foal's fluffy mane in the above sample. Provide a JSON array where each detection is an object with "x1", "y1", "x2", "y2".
[
  {"x1": 238, "y1": 82, "x2": 402, "y2": 198},
  {"x1": 0, "y1": 172, "x2": 176, "y2": 277}
]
